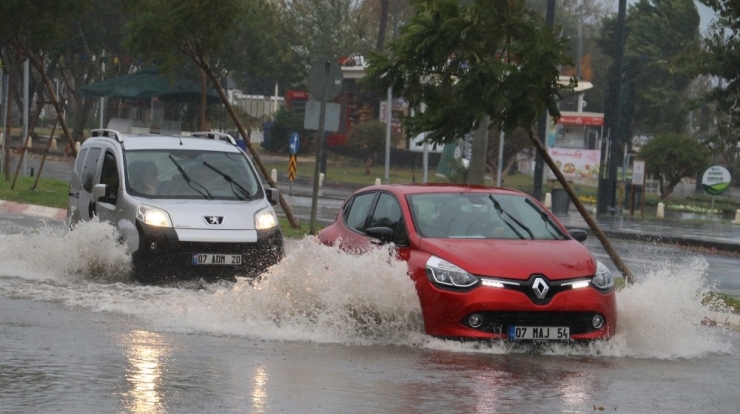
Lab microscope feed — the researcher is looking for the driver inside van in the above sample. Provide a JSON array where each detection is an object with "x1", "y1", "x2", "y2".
[{"x1": 130, "y1": 161, "x2": 158, "y2": 195}]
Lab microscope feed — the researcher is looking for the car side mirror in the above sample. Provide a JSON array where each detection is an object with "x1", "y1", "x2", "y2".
[
  {"x1": 265, "y1": 187, "x2": 279, "y2": 206},
  {"x1": 568, "y1": 228, "x2": 588, "y2": 243},
  {"x1": 366, "y1": 227, "x2": 395, "y2": 245}
]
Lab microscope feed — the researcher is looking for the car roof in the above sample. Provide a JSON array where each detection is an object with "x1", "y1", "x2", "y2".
[
  {"x1": 83, "y1": 130, "x2": 241, "y2": 153},
  {"x1": 356, "y1": 183, "x2": 528, "y2": 197}
]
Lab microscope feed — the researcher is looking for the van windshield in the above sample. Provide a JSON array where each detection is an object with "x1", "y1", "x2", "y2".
[{"x1": 125, "y1": 149, "x2": 262, "y2": 200}]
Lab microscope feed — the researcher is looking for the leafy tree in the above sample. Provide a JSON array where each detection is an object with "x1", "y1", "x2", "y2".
[
  {"x1": 637, "y1": 132, "x2": 710, "y2": 199},
  {"x1": 364, "y1": 0, "x2": 574, "y2": 148},
  {"x1": 123, "y1": 0, "x2": 300, "y2": 227},
  {"x1": 486, "y1": 127, "x2": 533, "y2": 184},
  {"x1": 279, "y1": 0, "x2": 376, "y2": 64},
  {"x1": 0, "y1": 0, "x2": 94, "y2": 156},
  {"x1": 598, "y1": 0, "x2": 700, "y2": 139},
  {"x1": 695, "y1": 0, "x2": 740, "y2": 175}
]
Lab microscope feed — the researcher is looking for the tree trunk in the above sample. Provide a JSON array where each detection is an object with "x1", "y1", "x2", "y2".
[
  {"x1": 26, "y1": 54, "x2": 77, "y2": 157},
  {"x1": 199, "y1": 67, "x2": 207, "y2": 130},
  {"x1": 199, "y1": 59, "x2": 300, "y2": 229},
  {"x1": 376, "y1": 0, "x2": 390, "y2": 52},
  {"x1": 527, "y1": 129, "x2": 635, "y2": 284},
  {"x1": 3, "y1": 73, "x2": 13, "y2": 180}
]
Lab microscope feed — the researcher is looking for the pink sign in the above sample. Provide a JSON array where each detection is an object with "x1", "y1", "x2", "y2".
[{"x1": 547, "y1": 148, "x2": 601, "y2": 184}]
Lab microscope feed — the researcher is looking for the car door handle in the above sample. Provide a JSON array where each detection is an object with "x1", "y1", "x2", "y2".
[{"x1": 69, "y1": 191, "x2": 79, "y2": 198}]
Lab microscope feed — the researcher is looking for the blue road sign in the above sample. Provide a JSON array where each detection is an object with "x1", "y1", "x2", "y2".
[{"x1": 289, "y1": 132, "x2": 300, "y2": 155}]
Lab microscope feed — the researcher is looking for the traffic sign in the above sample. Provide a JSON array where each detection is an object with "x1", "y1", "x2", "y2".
[
  {"x1": 308, "y1": 58, "x2": 343, "y2": 101},
  {"x1": 288, "y1": 155, "x2": 297, "y2": 182},
  {"x1": 289, "y1": 132, "x2": 300, "y2": 155},
  {"x1": 701, "y1": 165, "x2": 731, "y2": 195}
]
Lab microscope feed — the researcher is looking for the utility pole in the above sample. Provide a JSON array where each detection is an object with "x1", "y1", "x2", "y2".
[
  {"x1": 597, "y1": 0, "x2": 627, "y2": 215},
  {"x1": 533, "y1": 0, "x2": 556, "y2": 201}
]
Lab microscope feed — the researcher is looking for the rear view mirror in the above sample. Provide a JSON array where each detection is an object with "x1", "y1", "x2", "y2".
[
  {"x1": 366, "y1": 227, "x2": 395, "y2": 244},
  {"x1": 568, "y1": 228, "x2": 588, "y2": 243},
  {"x1": 265, "y1": 187, "x2": 279, "y2": 205},
  {"x1": 93, "y1": 184, "x2": 107, "y2": 200}
]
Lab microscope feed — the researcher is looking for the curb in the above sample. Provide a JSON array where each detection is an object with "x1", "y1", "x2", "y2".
[
  {"x1": 0, "y1": 200, "x2": 67, "y2": 221},
  {"x1": 709, "y1": 311, "x2": 740, "y2": 331}
]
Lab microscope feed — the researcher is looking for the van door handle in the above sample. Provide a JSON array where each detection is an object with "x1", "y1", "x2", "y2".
[{"x1": 69, "y1": 191, "x2": 79, "y2": 198}]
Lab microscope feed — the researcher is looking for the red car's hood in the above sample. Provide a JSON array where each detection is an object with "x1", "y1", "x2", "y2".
[{"x1": 418, "y1": 238, "x2": 596, "y2": 281}]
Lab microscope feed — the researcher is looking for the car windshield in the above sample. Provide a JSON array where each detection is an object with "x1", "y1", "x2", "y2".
[
  {"x1": 125, "y1": 149, "x2": 261, "y2": 200},
  {"x1": 407, "y1": 192, "x2": 567, "y2": 240}
]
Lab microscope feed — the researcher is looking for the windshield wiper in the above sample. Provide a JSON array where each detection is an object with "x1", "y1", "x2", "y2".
[
  {"x1": 168, "y1": 155, "x2": 213, "y2": 199},
  {"x1": 488, "y1": 195, "x2": 534, "y2": 239},
  {"x1": 524, "y1": 198, "x2": 565, "y2": 239},
  {"x1": 202, "y1": 161, "x2": 252, "y2": 200}
]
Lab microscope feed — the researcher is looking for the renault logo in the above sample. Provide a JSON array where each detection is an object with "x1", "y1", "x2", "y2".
[
  {"x1": 532, "y1": 277, "x2": 549, "y2": 299},
  {"x1": 204, "y1": 216, "x2": 224, "y2": 225}
]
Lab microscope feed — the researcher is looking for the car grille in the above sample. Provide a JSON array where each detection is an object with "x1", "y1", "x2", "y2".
[{"x1": 463, "y1": 311, "x2": 602, "y2": 335}]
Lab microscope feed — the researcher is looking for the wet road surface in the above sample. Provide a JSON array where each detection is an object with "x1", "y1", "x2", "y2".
[{"x1": 1, "y1": 206, "x2": 740, "y2": 413}]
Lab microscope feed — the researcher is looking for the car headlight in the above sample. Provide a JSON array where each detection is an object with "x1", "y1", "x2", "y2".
[
  {"x1": 255, "y1": 208, "x2": 278, "y2": 230},
  {"x1": 591, "y1": 260, "x2": 614, "y2": 290},
  {"x1": 136, "y1": 205, "x2": 172, "y2": 228},
  {"x1": 426, "y1": 256, "x2": 479, "y2": 288}
]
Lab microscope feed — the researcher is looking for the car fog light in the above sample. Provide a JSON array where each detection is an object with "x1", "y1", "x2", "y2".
[
  {"x1": 468, "y1": 314, "x2": 483, "y2": 328},
  {"x1": 149, "y1": 241, "x2": 159, "y2": 251},
  {"x1": 592, "y1": 315, "x2": 604, "y2": 329}
]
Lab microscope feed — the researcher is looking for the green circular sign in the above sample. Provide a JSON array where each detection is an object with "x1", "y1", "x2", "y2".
[{"x1": 701, "y1": 165, "x2": 732, "y2": 195}]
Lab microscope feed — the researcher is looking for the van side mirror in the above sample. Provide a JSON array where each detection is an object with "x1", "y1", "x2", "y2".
[
  {"x1": 93, "y1": 184, "x2": 107, "y2": 200},
  {"x1": 265, "y1": 187, "x2": 279, "y2": 206},
  {"x1": 94, "y1": 183, "x2": 117, "y2": 204}
]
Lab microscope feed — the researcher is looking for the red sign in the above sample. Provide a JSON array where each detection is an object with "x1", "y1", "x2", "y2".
[{"x1": 557, "y1": 115, "x2": 603, "y2": 126}]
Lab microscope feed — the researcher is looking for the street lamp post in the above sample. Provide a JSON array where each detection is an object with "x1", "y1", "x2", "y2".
[{"x1": 597, "y1": 0, "x2": 627, "y2": 215}]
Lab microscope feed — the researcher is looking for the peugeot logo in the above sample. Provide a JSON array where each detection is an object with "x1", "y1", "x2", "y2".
[
  {"x1": 204, "y1": 216, "x2": 224, "y2": 225},
  {"x1": 532, "y1": 277, "x2": 549, "y2": 299}
]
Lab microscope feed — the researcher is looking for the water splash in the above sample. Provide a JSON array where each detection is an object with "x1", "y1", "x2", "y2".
[
  {"x1": 0, "y1": 219, "x2": 131, "y2": 282},
  {"x1": 0, "y1": 222, "x2": 732, "y2": 358}
]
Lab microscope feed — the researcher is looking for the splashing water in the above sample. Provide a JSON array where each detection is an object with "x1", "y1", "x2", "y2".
[
  {"x1": 0, "y1": 219, "x2": 132, "y2": 282},
  {"x1": 0, "y1": 222, "x2": 732, "y2": 357}
]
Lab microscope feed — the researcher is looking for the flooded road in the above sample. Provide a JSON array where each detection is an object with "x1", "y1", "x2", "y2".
[{"x1": 1, "y1": 216, "x2": 739, "y2": 413}]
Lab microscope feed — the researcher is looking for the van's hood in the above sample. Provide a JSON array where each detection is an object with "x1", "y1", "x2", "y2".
[
  {"x1": 142, "y1": 199, "x2": 269, "y2": 230},
  {"x1": 418, "y1": 238, "x2": 596, "y2": 281}
]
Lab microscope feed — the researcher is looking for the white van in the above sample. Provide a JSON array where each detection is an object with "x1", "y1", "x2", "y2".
[{"x1": 67, "y1": 129, "x2": 283, "y2": 283}]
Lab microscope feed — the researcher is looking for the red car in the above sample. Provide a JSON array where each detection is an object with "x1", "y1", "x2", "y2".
[{"x1": 318, "y1": 184, "x2": 617, "y2": 341}]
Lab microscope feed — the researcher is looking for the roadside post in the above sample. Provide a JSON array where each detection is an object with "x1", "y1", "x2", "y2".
[
  {"x1": 288, "y1": 132, "x2": 299, "y2": 195},
  {"x1": 631, "y1": 160, "x2": 645, "y2": 218},
  {"x1": 306, "y1": 58, "x2": 343, "y2": 235}
]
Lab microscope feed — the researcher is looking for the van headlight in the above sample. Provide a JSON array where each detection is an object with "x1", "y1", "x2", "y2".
[
  {"x1": 136, "y1": 205, "x2": 172, "y2": 228},
  {"x1": 255, "y1": 208, "x2": 278, "y2": 230},
  {"x1": 591, "y1": 260, "x2": 614, "y2": 290},
  {"x1": 426, "y1": 256, "x2": 479, "y2": 288}
]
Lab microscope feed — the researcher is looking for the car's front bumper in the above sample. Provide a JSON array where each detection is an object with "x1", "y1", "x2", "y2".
[
  {"x1": 415, "y1": 276, "x2": 617, "y2": 341},
  {"x1": 131, "y1": 222, "x2": 283, "y2": 282}
]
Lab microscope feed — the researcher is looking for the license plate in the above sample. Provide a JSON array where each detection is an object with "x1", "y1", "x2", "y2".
[
  {"x1": 508, "y1": 326, "x2": 570, "y2": 341},
  {"x1": 192, "y1": 253, "x2": 242, "y2": 265}
]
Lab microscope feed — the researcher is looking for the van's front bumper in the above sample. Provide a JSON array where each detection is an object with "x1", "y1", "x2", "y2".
[{"x1": 131, "y1": 222, "x2": 283, "y2": 282}]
